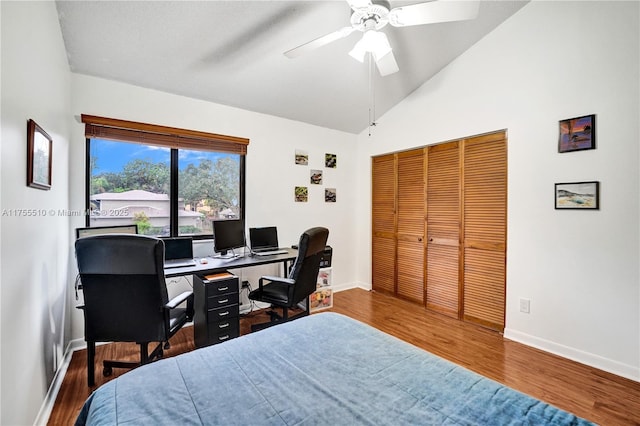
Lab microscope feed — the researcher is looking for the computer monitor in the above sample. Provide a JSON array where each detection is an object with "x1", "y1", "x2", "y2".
[
  {"x1": 162, "y1": 236, "x2": 197, "y2": 268},
  {"x1": 213, "y1": 219, "x2": 245, "y2": 257},
  {"x1": 163, "y1": 237, "x2": 193, "y2": 260},
  {"x1": 249, "y1": 226, "x2": 279, "y2": 252},
  {"x1": 75, "y1": 224, "x2": 138, "y2": 239}
]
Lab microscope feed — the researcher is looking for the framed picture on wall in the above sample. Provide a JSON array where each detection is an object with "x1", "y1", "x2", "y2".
[
  {"x1": 295, "y1": 186, "x2": 308, "y2": 202},
  {"x1": 325, "y1": 153, "x2": 337, "y2": 168},
  {"x1": 558, "y1": 114, "x2": 595, "y2": 153},
  {"x1": 310, "y1": 169, "x2": 322, "y2": 185},
  {"x1": 295, "y1": 149, "x2": 308, "y2": 165},
  {"x1": 27, "y1": 119, "x2": 53, "y2": 190},
  {"x1": 555, "y1": 181, "x2": 599, "y2": 209},
  {"x1": 325, "y1": 188, "x2": 336, "y2": 202}
]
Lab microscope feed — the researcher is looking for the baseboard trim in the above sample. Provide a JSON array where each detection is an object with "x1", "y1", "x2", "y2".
[
  {"x1": 504, "y1": 327, "x2": 640, "y2": 382},
  {"x1": 35, "y1": 324, "x2": 197, "y2": 424},
  {"x1": 34, "y1": 339, "x2": 78, "y2": 425},
  {"x1": 330, "y1": 282, "x2": 366, "y2": 293}
]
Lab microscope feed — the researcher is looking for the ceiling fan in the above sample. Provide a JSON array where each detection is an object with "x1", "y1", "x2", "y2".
[{"x1": 284, "y1": 0, "x2": 480, "y2": 76}]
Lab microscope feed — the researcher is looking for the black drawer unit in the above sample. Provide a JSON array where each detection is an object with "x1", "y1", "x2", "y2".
[{"x1": 193, "y1": 272, "x2": 240, "y2": 348}]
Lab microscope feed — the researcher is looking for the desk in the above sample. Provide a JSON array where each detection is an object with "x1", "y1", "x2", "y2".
[
  {"x1": 164, "y1": 248, "x2": 298, "y2": 278},
  {"x1": 165, "y1": 248, "x2": 298, "y2": 348}
]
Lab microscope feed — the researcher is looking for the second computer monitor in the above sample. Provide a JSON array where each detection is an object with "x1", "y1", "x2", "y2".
[
  {"x1": 75, "y1": 224, "x2": 138, "y2": 239},
  {"x1": 249, "y1": 226, "x2": 279, "y2": 252},
  {"x1": 213, "y1": 219, "x2": 245, "y2": 256}
]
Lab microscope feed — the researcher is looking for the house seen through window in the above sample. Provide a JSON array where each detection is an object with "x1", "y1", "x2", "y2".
[{"x1": 88, "y1": 138, "x2": 243, "y2": 237}]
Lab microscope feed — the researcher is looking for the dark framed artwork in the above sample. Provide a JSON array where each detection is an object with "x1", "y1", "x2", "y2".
[
  {"x1": 27, "y1": 119, "x2": 52, "y2": 190},
  {"x1": 555, "y1": 181, "x2": 599, "y2": 210},
  {"x1": 558, "y1": 114, "x2": 595, "y2": 153}
]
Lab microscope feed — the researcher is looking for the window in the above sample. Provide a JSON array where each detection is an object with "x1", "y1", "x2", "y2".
[{"x1": 83, "y1": 115, "x2": 248, "y2": 238}]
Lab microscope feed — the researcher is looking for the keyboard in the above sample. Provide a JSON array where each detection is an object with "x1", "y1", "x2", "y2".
[
  {"x1": 254, "y1": 250, "x2": 288, "y2": 256},
  {"x1": 164, "y1": 259, "x2": 197, "y2": 268}
]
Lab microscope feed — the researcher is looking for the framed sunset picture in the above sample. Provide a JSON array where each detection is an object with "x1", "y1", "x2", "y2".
[{"x1": 558, "y1": 114, "x2": 595, "y2": 153}]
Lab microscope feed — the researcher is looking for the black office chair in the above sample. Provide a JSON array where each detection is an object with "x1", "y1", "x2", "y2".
[
  {"x1": 248, "y1": 227, "x2": 329, "y2": 331},
  {"x1": 75, "y1": 234, "x2": 194, "y2": 386}
]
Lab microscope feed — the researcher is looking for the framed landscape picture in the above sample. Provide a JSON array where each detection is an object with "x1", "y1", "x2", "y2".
[
  {"x1": 558, "y1": 114, "x2": 595, "y2": 153},
  {"x1": 555, "y1": 181, "x2": 599, "y2": 210},
  {"x1": 27, "y1": 119, "x2": 52, "y2": 190}
]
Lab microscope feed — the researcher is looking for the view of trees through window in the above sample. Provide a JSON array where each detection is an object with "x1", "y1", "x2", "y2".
[{"x1": 88, "y1": 138, "x2": 241, "y2": 237}]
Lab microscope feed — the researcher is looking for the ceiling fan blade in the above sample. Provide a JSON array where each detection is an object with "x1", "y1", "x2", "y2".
[
  {"x1": 284, "y1": 26, "x2": 355, "y2": 58},
  {"x1": 375, "y1": 50, "x2": 399, "y2": 76},
  {"x1": 388, "y1": 0, "x2": 480, "y2": 27}
]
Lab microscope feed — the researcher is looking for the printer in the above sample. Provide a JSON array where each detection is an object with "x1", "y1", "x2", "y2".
[{"x1": 319, "y1": 246, "x2": 332, "y2": 268}]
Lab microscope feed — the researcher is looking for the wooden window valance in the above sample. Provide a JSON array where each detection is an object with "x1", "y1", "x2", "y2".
[{"x1": 81, "y1": 114, "x2": 249, "y2": 155}]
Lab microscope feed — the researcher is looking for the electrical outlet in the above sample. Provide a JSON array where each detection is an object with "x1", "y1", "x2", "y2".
[{"x1": 519, "y1": 298, "x2": 531, "y2": 314}]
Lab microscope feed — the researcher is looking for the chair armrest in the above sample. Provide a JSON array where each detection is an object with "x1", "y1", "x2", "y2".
[
  {"x1": 259, "y1": 276, "x2": 295, "y2": 288},
  {"x1": 166, "y1": 291, "x2": 193, "y2": 310}
]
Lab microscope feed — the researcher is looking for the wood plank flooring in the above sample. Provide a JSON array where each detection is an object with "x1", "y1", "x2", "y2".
[{"x1": 49, "y1": 288, "x2": 640, "y2": 425}]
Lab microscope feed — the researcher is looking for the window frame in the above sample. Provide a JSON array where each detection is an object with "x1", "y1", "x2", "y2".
[{"x1": 82, "y1": 115, "x2": 248, "y2": 239}]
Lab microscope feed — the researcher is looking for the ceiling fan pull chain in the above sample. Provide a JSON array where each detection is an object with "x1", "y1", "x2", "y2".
[{"x1": 368, "y1": 55, "x2": 377, "y2": 136}]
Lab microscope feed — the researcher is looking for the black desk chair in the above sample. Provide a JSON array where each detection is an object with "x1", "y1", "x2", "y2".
[
  {"x1": 248, "y1": 227, "x2": 329, "y2": 331},
  {"x1": 75, "y1": 234, "x2": 194, "y2": 386}
]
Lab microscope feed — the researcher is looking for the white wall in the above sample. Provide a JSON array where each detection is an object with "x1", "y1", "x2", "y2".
[
  {"x1": 355, "y1": 1, "x2": 640, "y2": 380},
  {"x1": 0, "y1": 2, "x2": 71, "y2": 424},
  {"x1": 68, "y1": 74, "x2": 358, "y2": 341},
  {"x1": 1, "y1": 1, "x2": 638, "y2": 424}
]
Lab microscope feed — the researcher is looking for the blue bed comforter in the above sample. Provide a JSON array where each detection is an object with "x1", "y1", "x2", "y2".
[{"x1": 76, "y1": 312, "x2": 593, "y2": 425}]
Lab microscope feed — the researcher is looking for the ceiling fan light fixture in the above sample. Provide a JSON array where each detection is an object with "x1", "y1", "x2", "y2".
[
  {"x1": 285, "y1": 0, "x2": 480, "y2": 76},
  {"x1": 348, "y1": 30, "x2": 391, "y2": 63}
]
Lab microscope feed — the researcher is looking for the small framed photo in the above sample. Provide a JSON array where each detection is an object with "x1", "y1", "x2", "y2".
[
  {"x1": 295, "y1": 186, "x2": 308, "y2": 202},
  {"x1": 27, "y1": 119, "x2": 52, "y2": 190},
  {"x1": 325, "y1": 153, "x2": 337, "y2": 168},
  {"x1": 325, "y1": 188, "x2": 336, "y2": 202},
  {"x1": 555, "y1": 181, "x2": 599, "y2": 210},
  {"x1": 310, "y1": 169, "x2": 322, "y2": 185},
  {"x1": 558, "y1": 114, "x2": 595, "y2": 153},
  {"x1": 295, "y1": 149, "x2": 308, "y2": 165}
]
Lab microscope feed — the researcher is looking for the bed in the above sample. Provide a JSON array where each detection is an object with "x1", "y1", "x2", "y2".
[{"x1": 76, "y1": 312, "x2": 593, "y2": 425}]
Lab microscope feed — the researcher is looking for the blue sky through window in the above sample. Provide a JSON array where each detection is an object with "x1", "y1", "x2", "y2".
[{"x1": 91, "y1": 138, "x2": 231, "y2": 173}]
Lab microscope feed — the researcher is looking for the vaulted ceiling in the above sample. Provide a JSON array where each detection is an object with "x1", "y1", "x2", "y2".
[{"x1": 55, "y1": 1, "x2": 528, "y2": 134}]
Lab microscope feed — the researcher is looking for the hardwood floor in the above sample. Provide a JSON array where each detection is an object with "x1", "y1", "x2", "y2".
[{"x1": 49, "y1": 288, "x2": 640, "y2": 425}]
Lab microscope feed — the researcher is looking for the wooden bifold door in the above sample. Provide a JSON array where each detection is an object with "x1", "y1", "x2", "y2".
[{"x1": 371, "y1": 130, "x2": 507, "y2": 331}]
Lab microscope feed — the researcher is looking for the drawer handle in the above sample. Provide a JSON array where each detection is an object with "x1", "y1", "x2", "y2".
[
  {"x1": 218, "y1": 287, "x2": 229, "y2": 291},
  {"x1": 218, "y1": 335, "x2": 230, "y2": 341},
  {"x1": 219, "y1": 322, "x2": 230, "y2": 329},
  {"x1": 218, "y1": 311, "x2": 229, "y2": 317},
  {"x1": 218, "y1": 299, "x2": 229, "y2": 304}
]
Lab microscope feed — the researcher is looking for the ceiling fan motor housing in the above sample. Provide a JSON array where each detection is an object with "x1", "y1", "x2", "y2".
[{"x1": 350, "y1": 0, "x2": 391, "y2": 31}]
